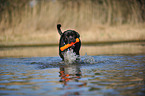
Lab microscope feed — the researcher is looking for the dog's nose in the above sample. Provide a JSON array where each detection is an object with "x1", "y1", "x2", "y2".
[{"x1": 70, "y1": 37, "x2": 73, "y2": 40}]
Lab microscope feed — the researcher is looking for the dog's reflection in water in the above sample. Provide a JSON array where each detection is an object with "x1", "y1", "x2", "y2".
[
  {"x1": 59, "y1": 64, "x2": 86, "y2": 95},
  {"x1": 59, "y1": 64, "x2": 81, "y2": 83}
]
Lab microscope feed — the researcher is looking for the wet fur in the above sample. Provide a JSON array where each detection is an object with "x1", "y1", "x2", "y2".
[{"x1": 57, "y1": 24, "x2": 81, "y2": 60}]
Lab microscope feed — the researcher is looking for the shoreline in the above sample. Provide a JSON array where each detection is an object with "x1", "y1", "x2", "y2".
[
  {"x1": 0, "y1": 39, "x2": 145, "y2": 48},
  {"x1": 0, "y1": 41, "x2": 145, "y2": 58}
]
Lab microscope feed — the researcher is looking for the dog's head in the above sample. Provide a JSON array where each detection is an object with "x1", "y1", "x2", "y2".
[{"x1": 62, "y1": 30, "x2": 80, "y2": 44}]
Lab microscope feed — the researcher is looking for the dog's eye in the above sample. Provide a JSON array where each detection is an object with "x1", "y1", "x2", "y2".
[
  {"x1": 66, "y1": 36, "x2": 68, "y2": 39},
  {"x1": 72, "y1": 35, "x2": 76, "y2": 38},
  {"x1": 64, "y1": 36, "x2": 68, "y2": 41}
]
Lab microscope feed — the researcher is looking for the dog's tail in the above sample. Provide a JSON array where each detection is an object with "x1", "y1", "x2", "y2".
[{"x1": 57, "y1": 24, "x2": 62, "y2": 35}]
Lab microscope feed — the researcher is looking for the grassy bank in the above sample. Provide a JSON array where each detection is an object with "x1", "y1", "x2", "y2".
[
  {"x1": 0, "y1": 0, "x2": 145, "y2": 46},
  {"x1": 0, "y1": 24, "x2": 145, "y2": 47}
]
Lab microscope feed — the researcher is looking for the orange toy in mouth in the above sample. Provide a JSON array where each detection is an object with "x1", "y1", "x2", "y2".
[{"x1": 60, "y1": 38, "x2": 79, "y2": 51}]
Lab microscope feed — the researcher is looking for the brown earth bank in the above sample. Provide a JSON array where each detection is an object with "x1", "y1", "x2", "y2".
[
  {"x1": 0, "y1": 24, "x2": 145, "y2": 47},
  {"x1": 0, "y1": 42, "x2": 145, "y2": 58}
]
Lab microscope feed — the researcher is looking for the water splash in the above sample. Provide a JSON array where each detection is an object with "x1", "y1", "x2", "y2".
[
  {"x1": 64, "y1": 50, "x2": 95, "y2": 64},
  {"x1": 64, "y1": 49, "x2": 79, "y2": 64},
  {"x1": 83, "y1": 53, "x2": 95, "y2": 64}
]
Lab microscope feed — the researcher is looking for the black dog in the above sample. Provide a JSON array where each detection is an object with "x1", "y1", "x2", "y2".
[{"x1": 57, "y1": 24, "x2": 81, "y2": 60}]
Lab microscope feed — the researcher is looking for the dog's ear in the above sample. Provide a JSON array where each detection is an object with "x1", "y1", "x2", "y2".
[
  {"x1": 61, "y1": 32, "x2": 66, "y2": 40},
  {"x1": 75, "y1": 32, "x2": 80, "y2": 38}
]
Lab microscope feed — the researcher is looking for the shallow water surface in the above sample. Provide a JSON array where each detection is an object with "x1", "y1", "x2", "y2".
[{"x1": 0, "y1": 55, "x2": 145, "y2": 96}]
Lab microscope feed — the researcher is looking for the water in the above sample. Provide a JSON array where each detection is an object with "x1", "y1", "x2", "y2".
[
  {"x1": 0, "y1": 54, "x2": 145, "y2": 96},
  {"x1": 64, "y1": 49, "x2": 80, "y2": 64},
  {"x1": 0, "y1": 42, "x2": 145, "y2": 95}
]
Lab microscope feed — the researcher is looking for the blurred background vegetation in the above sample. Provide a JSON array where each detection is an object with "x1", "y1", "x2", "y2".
[{"x1": 0, "y1": 0, "x2": 145, "y2": 45}]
